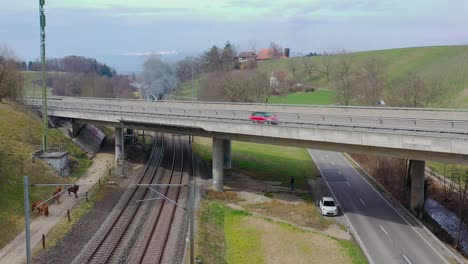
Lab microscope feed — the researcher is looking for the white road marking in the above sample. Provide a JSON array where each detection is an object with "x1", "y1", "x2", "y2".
[
  {"x1": 308, "y1": 150, "x2": 375, "y2": 264},
  {"x1": 359, "y1": 198, "x2": 366, "y2": 207},
  {"x1": 379, "y1": 225, "x2": 389, "y2": 236},
  {"x1": 346, "y1": 182, "x2": 351, "y2": 187},
  {"x1": 402, "y1": 254, "x2": 413, "y2": 264},
  {"x1": 338, "y1": 170, "x2": 342, "y2": 175},
  {"x1": 331, "y1": 161, "x2": 335, "y2": 166},
  {"x1": 341, "y1": 153, "x2": 450, "y2": 264}
]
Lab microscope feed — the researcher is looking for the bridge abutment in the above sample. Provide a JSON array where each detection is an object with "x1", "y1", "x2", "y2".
[
  {"x1": 115, "y1": 126, "x2": 123, "y2": 166},
  {"x1": 223, "y1": 139, "x2": 231, "y2": 169},
  {"x1": 71, "y1": 119, "x2": 84, "y2": 137},
  {"x1": 212, "y1": 138, "x2": 224, "y2": 192},
  {"x1": 410, "y1": 159, "x2": 425, "y2": 218}
]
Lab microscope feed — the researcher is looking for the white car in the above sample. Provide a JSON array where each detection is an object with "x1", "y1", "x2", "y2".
[{"x1": 319, "y1": 197, "x2": 339, "y2": 216}]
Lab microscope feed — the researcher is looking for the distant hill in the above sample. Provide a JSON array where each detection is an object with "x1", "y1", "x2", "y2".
[{"x1": 258, "y1": 45, "x2": 468, "y2": 108}]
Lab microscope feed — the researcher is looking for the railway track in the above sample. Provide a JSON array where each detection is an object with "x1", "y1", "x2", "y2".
[
  {"x1": 73, "y1": 133, "x2": 191, "y2": 264},
  {"x1": 136, "y1": 136, "x2": 190, "y2": 264}
]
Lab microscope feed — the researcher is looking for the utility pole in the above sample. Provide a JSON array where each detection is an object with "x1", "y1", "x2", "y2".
[
  {"x1": 24, "y1": 176, "x2": 31, "y2": 264},
  {"x1": 39, "y1": 0, "x2": 48, "y2": 152}
]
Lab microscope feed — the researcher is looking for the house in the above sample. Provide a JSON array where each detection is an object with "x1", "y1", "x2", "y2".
[
  {"x1": 270, "y1": 71, "x2": 287, "y2": 87},
  {"x1": 237, "y1": 51, "x2": 256, "y2": 62},
  {"x1": 256, "y1": 48, "x2": 276, "y2": 60},
  {"x1": 256, "y1": 47, "x2": 290, "y2": 60}
]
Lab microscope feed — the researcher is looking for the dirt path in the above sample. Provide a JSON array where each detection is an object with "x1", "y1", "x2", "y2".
[{"x1": 0, "y1": 152, "x2": 114, "y2": 264}]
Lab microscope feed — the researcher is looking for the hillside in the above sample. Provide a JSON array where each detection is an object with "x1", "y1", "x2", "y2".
[
  {"x1": 0, "y1": 102, "x2": 90, "y2": 249},
  {"x1": 259, "y1": 45, "x2": 468, "y2": 107},
  {"x1": 173, "y1": 45, "x2": 468, "y2": 107}
]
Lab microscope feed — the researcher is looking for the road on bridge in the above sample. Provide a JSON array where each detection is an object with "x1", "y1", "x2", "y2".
[{"x1": 309, "y1": 150, "x2": 451, "y2": 264}]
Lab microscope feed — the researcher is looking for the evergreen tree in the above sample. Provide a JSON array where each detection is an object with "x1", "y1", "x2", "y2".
[
  {"x1": 202, "y1": 45, "x2": 222, "y2": 73},
  {"x1": 221, "y1": 41, "x2": 236, "y2": 71}
]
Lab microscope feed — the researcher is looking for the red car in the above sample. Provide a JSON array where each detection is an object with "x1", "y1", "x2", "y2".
[{"x1": 249, "y1": 112, "x2": 278, "y2": 124}]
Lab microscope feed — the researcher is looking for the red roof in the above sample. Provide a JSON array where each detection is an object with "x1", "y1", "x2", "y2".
[{"x1": 256, "y1": 48, "x2": 274, "y2": 60}]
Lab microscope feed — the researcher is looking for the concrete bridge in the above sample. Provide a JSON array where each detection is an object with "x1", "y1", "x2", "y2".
[{"x1": 25, "y1": 96, "x2": 468, "y2": 215}]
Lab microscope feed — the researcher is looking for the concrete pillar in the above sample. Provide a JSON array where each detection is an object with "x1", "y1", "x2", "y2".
[
  {"x1": 410, "y1": 160, "x2": 425, "y2": 218},
  {"x1": 223, "y1": 139, "x2": 231, "y2": 169},
  {"x1": 212, "y1": 138, "x2": 224, "y2": 192},
  {"x1": 115, "y1": 126, "x2": 123, "y2": 166}
]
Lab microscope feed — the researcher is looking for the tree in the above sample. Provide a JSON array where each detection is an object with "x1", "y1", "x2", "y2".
[
  {"x1": 0, "y1": 45, "x2": 23, "y2": 102},
  {"x1": 176, "y1": 56, "x2": 202, "y2": 83},
  {"x1": 303, "y1": 59, "x2": 316, "y2": 81},
  {"x1": 142, "y1": 55, "x2": 178, "y2": 97},
  {"x1": 269, "y1": 42, "x2": 283, "y2": 59},
  {"x1": 199, "y1": 70, "x2": 270, "y2": 103},
  {"x1": 391, "y1": 74, "x2": 447, "y2": 107},
  {"x1": 453, "y1": 169, "x2": 468, "y2": 249},
  {"x1": 202, "y1": 45, "x2": 222, "y2": 73},
  {"x1": 356, "y1": 57, "x2": 387, "y2": 105},
  {"x1": 318, "y1": 51, "x2": 333, "y2": 82},
  {"x1": 221, "y1": 41, "x2": 236, "y2": 71},
  {"x1": 28, "y1": 61, "x2": 33, "y2": 71},
  {"x1": 333, "y1": 53, "x2": 355, "y2": 106},
  {"x1": 288, "y1": 60, "x2": 297, "y2": 81}
]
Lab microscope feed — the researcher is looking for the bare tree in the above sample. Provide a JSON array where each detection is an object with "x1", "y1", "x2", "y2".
[
  {"x1": 356, "y1": 57, "x2": 387, "y2": 105},
  {"x1": 303, "y1": 59, "x2": 316, "y2": 81},
  {"x1": 269, "y1": 42, "x2": 283, "y2": 59},
  {"x1": 453, "y1": 169, "x2": 468, "y2": 249},
  {"x1": 0, "y1": 44, "x2": 23, "y2": 102},
  {"x1": 317, "y1": 51, "x2": 333, "y2": 82},
  {"x1": 288, "y1": 59, "x2": 297, "y2": 81},
  {"x1": 333, "y1": 53, "x2": 355, "y2": 106},
  {"x1": 199, "y1": 70, "x2": 270, "y2": 103},
  {"x1": 176, "y1": 56, "x2": 202, "y2": 82},
  {"x1": 391, "y1": 74, "x2": 447, "y2": 107}
]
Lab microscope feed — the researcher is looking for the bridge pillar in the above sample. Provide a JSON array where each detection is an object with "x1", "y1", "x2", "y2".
[
  {"x1": 410, "y1": 160, "x2": 425, "y2": 218},
  {"x1": 223, "y1": 139, "x2": 231, "y2": 169},
  {"x1": 212, "y1": 138, "x2": 224, "y2": 192},
  {"x1": 115, "y1": 126, "x2": 123, "y2": 166}
]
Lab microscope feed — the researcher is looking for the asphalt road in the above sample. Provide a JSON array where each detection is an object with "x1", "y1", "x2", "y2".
[{"x1": 309, "y1": 149, "x2": 448, "y2": 264}]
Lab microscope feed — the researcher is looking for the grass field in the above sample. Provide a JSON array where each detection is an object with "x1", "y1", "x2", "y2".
[
  {"x1": 268, "y1": 89, "x2": 336, "y2": 105},
  {"x1": 0, "y1": 102, "x2": 91, "y2": 249},
  {"x1": 196, "y1": 199, "x2": 367, "y2": 264},
  {"x1": 193, "y1": 137, "x2": 318, "y2": 190},
  {"x1": 21, "y1": 71, "x2": 54, "y2": 97},
  {"x1": 172, "y1": 77, "x2": 202, "y2": 99}
]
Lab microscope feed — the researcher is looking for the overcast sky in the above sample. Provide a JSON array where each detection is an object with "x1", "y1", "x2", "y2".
[{"x1": 2, "y1": 0, "x2": 468, "y2": 61}]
